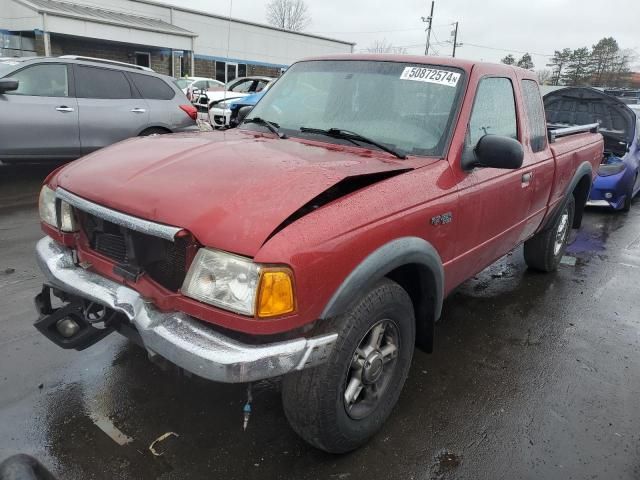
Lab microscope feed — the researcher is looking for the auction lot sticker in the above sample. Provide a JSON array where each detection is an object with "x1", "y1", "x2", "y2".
[{"x1": 400, "y1": 67, "x2": 460, "y2": 87}]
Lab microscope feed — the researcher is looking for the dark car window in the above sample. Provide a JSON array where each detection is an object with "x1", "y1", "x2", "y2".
[
  {"x1": 255, "y1": 80, "x2": 269, "y2": 92},
  {"x1": 130, "y1": 73, "x2": 175, "y2": 100},
  {"x1": 521, "y1": 79, "x2": 547, "y2": 152},
  {"x1": 468, "y1": 77, "x2": 517, "y2": 146},
  {"x1": 75, "y1": 65, "x2": 132, "y2": 99},
  {"x1": 6, "y1": 64, "x2": 69, "y2": 97}
]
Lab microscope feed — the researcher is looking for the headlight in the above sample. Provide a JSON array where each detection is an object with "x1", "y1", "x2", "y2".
[
  {"x1": 38, "y1": 185, "x2": 77, "y2": 232},
  {"x1": 181, "y1": 248, "x2": 295, "y2": 317},
  {"x1": 598, "y1": 162, "x2": 625, "y2": 177},
  {"x1": 215, "y1": 101, "x2": 232, "y2": 110},
  {"x1": 39, "y1": 185, "x2": 57, "y2": 228}
]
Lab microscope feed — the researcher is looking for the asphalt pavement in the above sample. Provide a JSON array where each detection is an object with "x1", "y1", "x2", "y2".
[{"x1": 1, "y1": 164, "x2": 639, "y2": 480}]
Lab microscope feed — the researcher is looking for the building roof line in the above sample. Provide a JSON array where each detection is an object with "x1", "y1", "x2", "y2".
[
  {"x1": 130, "y1": 0, "x2": 356, "y2": 46},
  {"x1": 15, "y1": 0, "x2": 198, "y2": 38}
]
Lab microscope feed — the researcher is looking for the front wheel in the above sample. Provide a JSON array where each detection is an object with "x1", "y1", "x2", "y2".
[
  {"x1": 524, "y1": 195, "x2": 575, "y2": 272},
  {"x1": 282, "y1": 279, "x2": 415, "y2": 453}
]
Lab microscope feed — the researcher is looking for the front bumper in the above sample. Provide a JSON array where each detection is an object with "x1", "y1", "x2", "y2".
[{"x1": 35, "y1": 236, "x2": 337, "y2": 383}]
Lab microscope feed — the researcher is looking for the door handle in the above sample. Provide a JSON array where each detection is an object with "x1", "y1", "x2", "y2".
[
  {"x1": 131, "y1": 108, "x2": 146, "y2": 113},
  {"x1": 521, "y1": 172, "x2": 533, "y2": 184},
  {"x1": 55, "y1": 106, "x2": 74, "y2": 113}
]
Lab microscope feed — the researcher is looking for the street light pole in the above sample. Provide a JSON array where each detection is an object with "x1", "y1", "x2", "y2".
[
  {"x1": 422, "y1": 1, "x2": 434, "y2": 56},
  {"x1": 452, "y1": 21, "x2": 460, "y2": 58}
]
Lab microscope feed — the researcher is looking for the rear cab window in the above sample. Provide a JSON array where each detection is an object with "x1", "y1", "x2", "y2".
[
  {"x1": 521, "y1": 79, "x2": 547, "y2": 152},
  {"x1": 75, "y1": 65, "x2": 132, "y2": 99},
  {"x1": 130, "y1": 73, "x2": 175, "y2": 100}
]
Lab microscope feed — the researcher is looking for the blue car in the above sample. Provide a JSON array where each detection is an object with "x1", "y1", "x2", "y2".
[
  {"x1": 228, "y1": 90, "x2": 266, "y2": 127},
  {"x1": 545, "y1": 87, "x2": 640, "y2": 211}
]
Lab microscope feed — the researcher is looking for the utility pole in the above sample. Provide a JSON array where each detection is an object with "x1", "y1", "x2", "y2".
[
  {"x1": 451, "y1": 21, "x2": 462, "y2": 57},
  {"x1": 421, "y1": 1, "x2": 434, "y2": 56}
]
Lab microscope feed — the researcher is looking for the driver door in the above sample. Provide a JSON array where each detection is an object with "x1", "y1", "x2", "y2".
[
  {"x1": 451, "y1": 75, "x2": 532, "y2": 277},
  {"x1": 0, "y1": 62, "x2": 80, "y2": 161}
]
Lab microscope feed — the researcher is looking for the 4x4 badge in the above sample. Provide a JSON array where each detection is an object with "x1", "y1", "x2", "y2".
[{"x1": 431, "y1": 212, "x2": 453, "y2": 226}]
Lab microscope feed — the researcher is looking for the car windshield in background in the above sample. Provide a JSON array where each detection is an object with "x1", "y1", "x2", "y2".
[
  {"x1": 246, "y1": 60, "x2": 464, "y2": 157},
  {"x1": 175, "y1": 78, "x2": 190, "y2": 89}
]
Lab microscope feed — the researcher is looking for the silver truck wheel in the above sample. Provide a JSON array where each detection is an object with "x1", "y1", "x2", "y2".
[
  {"x1": 524, "y1": 195, "x2": 575, "y2": 272},
  {"x1": 281, "y1": 279, "x2": 415, "y2": 453}
]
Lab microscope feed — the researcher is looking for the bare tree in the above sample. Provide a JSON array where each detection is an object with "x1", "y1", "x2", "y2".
[
  {"x1": 536, "y1": 69, "x2": 552, "y2": 85},
  {"x1": 266, "y1": 0, "x2": 310, "y2": 31},
  {"x1": 366, "y1": 39, "x2": 407, "y2": 55}
]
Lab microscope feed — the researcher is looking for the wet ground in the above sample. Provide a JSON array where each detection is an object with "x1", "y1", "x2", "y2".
[{"x1": 1, "y1": 164, "x2": 639, "y2": 479}]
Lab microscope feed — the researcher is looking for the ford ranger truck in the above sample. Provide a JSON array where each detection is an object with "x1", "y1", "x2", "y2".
[{"x1": 33, "y1": 55, "x2": 604, "y2": 453}]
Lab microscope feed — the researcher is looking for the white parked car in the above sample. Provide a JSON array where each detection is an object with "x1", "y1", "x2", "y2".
[
  {"x1": 175, "y1": 77, "x2": 224, "y2": 101},
  {"x1": 194, "y1": 76, "x2": 273, "y2": 127},
  {"x1": 208, "y1": 80, "x2": 274, "y2": 128}
]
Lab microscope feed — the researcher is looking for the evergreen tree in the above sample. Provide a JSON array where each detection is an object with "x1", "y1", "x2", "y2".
[
  {"x1": 501, "y1": 54, "x2": 515, "y2": 65},
  {"x1": 562, "y1": 47, "x2": 591, "y2": 86},
  {"x1": 546, "y1": 48, "x2": 572, "y2": 85},
  {"x1": 516, "y1": 53, "x2": 534, "y2": 70}
]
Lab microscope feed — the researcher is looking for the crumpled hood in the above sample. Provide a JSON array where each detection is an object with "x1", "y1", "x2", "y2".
[{"x1": 55, "y1": 130, "x2": 413, "y2": 256}]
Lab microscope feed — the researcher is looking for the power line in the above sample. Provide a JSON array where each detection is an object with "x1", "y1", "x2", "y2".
[
  {"x1": 308, "y1": 24, "x2": 453, "y2": 35},
  {"x1": 462, "y1": 42, "x2": 553, "y2": 57}
]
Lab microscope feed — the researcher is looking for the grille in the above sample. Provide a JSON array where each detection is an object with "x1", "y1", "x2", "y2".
[
  {"x1": 94, "y1": 233, "x2": 127, "y2": 262},
  {"x1": 81, "y1": 213, "x2": 188, "y2": 291}
]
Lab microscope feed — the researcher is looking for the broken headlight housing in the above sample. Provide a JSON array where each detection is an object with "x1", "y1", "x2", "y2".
[{"x1": 39, "y1": 185, "x2": 77, "y2": 232}]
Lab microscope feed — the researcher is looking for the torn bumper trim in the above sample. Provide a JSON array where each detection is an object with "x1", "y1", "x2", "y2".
[{"x1": 35, "y1": 236, "x2": 337, "y2": 383}]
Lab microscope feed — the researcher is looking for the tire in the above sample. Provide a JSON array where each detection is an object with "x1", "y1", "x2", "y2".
[
  {"x1": 282, "y1": 278, "x2": 415, "y2": 453},
  {"x1": 524, "y1": 195, "x2": 575, "y2": 272},
  {"x1": 621, "y1": 174, "x2": 636, "y2": 212},
  {"x1": 139, "y1": 127, "x2": 170, "y2": 136}
]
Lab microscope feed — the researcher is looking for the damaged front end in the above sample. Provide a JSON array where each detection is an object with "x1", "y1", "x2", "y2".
[{"x1": 34, "y1": 236, "x2": 337, "y2": 383}]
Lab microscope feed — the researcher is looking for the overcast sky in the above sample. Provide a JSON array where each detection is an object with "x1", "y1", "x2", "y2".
[{"x1": 155, "y1": 0, "x2": 639, "y2": 70}]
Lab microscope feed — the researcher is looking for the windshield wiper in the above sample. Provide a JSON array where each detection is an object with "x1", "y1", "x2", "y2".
[
  {"x1": 299, "y1": 127, "x2": 407, "y2": 159},
  {"x1": 243, "y1": 117, "x2": 286, "y2": 139}
]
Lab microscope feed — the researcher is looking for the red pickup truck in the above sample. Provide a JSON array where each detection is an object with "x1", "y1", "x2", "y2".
[{"x1": 34, "y1": 55, "x2": 603, "y2": 453}]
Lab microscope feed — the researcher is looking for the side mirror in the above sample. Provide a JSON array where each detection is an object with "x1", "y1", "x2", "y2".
[
  {"x1": 0, "y1": 78, "x2": 19, "y2": 94},
  {"x1": 463, "y1": 134, "x2": 524, "y2": 170},
  {"x1": 237, "y1": 105, "x2": 253, "y2": 125}
]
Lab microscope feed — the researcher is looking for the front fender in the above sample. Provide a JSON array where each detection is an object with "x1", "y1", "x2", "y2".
[{"x1": 320, "y1": 236, "x2": 444, "y2": 329}]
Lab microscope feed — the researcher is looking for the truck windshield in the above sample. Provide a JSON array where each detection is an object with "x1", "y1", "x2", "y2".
[{"x1": 245, "y1": 60, "x2": 464, "y2": 157}]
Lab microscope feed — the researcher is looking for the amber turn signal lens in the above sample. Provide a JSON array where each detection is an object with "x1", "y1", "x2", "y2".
[{"x1": 256, "y1": 269, "x2": 295, "y2": 318}]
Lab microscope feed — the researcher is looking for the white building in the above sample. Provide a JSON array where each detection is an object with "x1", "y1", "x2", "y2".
[{"x1": 0, "y1": 0, "x2": 355, "y2": 79}]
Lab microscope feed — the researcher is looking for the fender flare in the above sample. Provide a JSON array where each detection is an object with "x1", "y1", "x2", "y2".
[
  {"x1": 320, "y1": 237, "x2": 444, "y2": 349},
  {"x1": 542, "y1": 161, "x2": 593, "y2": 231}
]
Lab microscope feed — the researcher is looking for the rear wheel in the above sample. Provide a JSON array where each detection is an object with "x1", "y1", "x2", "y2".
[
  {"x1": 282, "y1": 279, "x2": 415, "y2": 453},
  {"x1": 139, "y1": 127, "x2": 170, "y2": 136},
  {"x1": 524, "y1": 195, "x2": 575, "y2": 272},
  {"x1": 621, "y1": 173, "x2": 637, "y2": 212}
]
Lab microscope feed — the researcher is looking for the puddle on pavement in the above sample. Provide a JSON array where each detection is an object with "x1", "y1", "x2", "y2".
[{"x1": 432, "y1": 449, "x2": 461, "y2": 476}]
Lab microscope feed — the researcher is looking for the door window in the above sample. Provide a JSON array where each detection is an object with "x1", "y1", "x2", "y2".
[
  {"x1": 7, "y1": 64, "x2": 68, "y2": 97},
  {"x1": 130, "y1": 73, "x2": 175, "y2": 100},
  {"x1": 521, "y1": 79, "x2": 547, "y2": 152},
  {"x1": 230, "y1": 79, "x2": 253, "y2": 93},
  {"x1": 255, "y1": 80, "x2": 269, "y2": 92},
  {"x1": 468, "y1": 77, "x2": 517, "y2": 146},
  {"x1": 75, "y1": 66, "x2": 132, "y2": 99}
]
